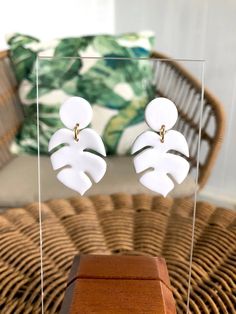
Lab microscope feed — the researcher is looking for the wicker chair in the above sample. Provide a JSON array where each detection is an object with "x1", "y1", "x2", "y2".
[
  {"x1": 0, "y1": 50, "x2": 225, "y2": 189},
  {"x1": 151, "y1": 51, "x2": 225, "y2": 188},
  {"x1": 0, "y1": 194, "x2": 235, "y2": 313},
  {"x1": 0, "y1": 50, "x2": 228, "y2": 313}
]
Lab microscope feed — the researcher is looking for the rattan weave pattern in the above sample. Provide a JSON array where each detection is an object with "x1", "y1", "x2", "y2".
[
  {"x1": 0, "y1": 51, "x2": 23, "y2": 169},
  {"x1": 0, "y1": 193, "x2": 235, "y2": 313}
]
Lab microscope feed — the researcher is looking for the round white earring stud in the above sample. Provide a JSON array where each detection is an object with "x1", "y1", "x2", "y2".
[
  {"x1": 145, "y1": 97, "x2": 178, "y2": 131},
  {"x1": 59, "y1": 97, "x2": 93, "y2": 130}
]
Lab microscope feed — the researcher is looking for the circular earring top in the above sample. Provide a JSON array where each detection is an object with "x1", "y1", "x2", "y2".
[
  {"x1": 145, "y1": 97, "x2": 178, "y2": 131},
  {"x1": 60, "y1": 97, "x2": 93, "y2": 130}
]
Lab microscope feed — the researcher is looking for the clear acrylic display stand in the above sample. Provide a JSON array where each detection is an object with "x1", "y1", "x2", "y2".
[{"x1": 36, "y1": 55, "x2": 204, "y2": 313}]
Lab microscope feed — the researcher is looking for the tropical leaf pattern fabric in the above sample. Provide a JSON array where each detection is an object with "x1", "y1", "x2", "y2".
[{"x1": 7, "y1": 32, "x2": 155, "y2": 155}]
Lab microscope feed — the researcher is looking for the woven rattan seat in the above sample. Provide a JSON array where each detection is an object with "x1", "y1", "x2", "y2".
[{"x1": 0, "y1": 193, "x2": 235, "y2": 313}]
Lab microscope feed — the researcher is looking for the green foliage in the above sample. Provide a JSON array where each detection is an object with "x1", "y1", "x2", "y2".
[{"x1": 7, "y1": 32, "x2": 155, "y2": 155}]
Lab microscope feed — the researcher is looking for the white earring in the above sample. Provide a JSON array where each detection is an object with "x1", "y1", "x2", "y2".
[
  {"x1": 48, "y1": 97, "x2": 106, "y2": 195},
  {"x1": 132, "y1": 97, "x2": 190, "y2": 197}
]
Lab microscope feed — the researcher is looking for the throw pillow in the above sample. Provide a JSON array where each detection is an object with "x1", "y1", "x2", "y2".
[{"x1": 7, "y1": 31, "x2": 155, "y2": 155}]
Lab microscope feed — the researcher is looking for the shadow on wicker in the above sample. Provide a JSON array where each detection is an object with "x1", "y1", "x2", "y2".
[{"x1": 0, "y1": 193, "x2": 235, "y2": 313}]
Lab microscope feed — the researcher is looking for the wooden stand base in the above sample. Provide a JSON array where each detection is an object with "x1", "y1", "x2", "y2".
[{"x1": 60, "y1": 255, "x2": 176, "y2": 314}]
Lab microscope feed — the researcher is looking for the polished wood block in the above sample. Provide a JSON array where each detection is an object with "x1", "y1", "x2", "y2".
[{"x1": 60, "y1": 255, "x2": 176, "y2": 314}]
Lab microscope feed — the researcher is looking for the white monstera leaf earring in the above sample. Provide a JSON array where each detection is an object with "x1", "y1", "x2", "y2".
[
  {"x1": 132, "y1": 97, "x2": 190, "y2": 197},
  {"x1": 48, "y1": 97, "x2": 106, "y2": 195}
]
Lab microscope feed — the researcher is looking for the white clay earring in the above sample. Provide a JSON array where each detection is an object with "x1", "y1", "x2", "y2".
[
  {"x1": 132, "y1": 97, "x2": 190, "y2": 197},
  {"x1": 48, "y1": 97, "x2": 106, "y2": 195}
]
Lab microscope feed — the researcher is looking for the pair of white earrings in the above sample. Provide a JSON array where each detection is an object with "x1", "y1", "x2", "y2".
[{"x1": 48, "y1": 97, "x2": 189, "y2": 197}]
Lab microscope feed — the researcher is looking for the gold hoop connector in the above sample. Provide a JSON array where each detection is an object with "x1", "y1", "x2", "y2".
[
  {"x1": 160, "y1": 125, "x2": 165, "y2": 143},
  {"x1": 73, "y1": 123, "x2": 80, "y2": 142}
]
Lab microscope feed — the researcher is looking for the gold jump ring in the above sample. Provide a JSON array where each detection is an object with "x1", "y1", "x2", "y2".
[
  {"x1": 73, "y1": 123, "x2": 80, "y2": 142},
  {"x1": 160, "y1": 125, "x2": 165, "y2": 143}
]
